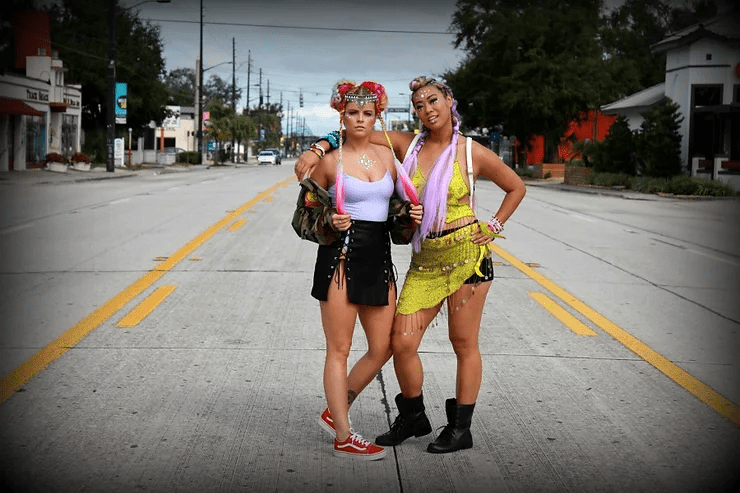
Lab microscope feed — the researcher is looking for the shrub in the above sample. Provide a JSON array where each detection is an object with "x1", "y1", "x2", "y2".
[
  {"x1": 638, "y1": 101, "x2": 683, "y2": 178},
  {"x1": 592, "y1": 115, "x2": 637, "y2": 175},
  {"x1": 587, "y1": 172, "x2": 632, "y2": 188},
  {"x1": 176, "y1": 151, "x2": 200, "y2": 164},
  {"x1": 566, "y1": 159, "x2": 586, "y2": 167},
  {"x1": 662, "y1": 175, "x2": 698, "y2": 195},
  {"x1": 45, "y1": 152, "x2": 68, "y2": 164},
  {"x1": 70, "y1": 151, "x2": 92, "y2": 164},
  {"x1": 631, "y1": 177, "x2": 667, "y2": 194},
  {"x1": 516, "y1": 167, "x2": 534, "y2": 178},
  {"x1": 694, "y1": 179, "x2": 735, "y2": 196},
  {"x1": 589, "y1": 172, "x2": 735, "y2": 196}
]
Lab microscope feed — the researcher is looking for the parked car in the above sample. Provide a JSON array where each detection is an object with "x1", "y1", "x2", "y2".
[
  {"x1": 265, "y1": 148, "x2": 282, "y2": 164},
  {"x1": 257, "y1": 150, "x2": 277, "y2": 165},
  {"x1": 163, "y1": 147, "x2": 186, "y2": 156}
]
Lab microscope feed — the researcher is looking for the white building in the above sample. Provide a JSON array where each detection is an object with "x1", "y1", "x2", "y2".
[
  {"x1": 0, "y1": 48, "x2": 82, "y2": 172},
  {"x1": 601, "y1": 12, "x2": 740, "y2": 190}
]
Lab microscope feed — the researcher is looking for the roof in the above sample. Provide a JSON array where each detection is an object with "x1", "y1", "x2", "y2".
[
  {"x1": 651, "y1": 13, "x2": 740, "y2": 53},
  {"x1": 601, "y1": 83, "x2": 666, "y2": 114},
  {"x1": 0, "y1": 97, "x2": 44, "y2": 116}
]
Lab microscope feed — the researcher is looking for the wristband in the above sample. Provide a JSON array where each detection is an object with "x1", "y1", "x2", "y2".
[
  {"x1": 488, "y1": 216, "x2": 504, "y2": 234},
  {"x1": 309, "y1": 143, "x2": 326, "y2": 158}
]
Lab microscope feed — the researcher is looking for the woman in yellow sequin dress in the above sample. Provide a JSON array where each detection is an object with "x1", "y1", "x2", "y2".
[{"x1": 296, "y1": 76, "x2": 525, "y2": 454}]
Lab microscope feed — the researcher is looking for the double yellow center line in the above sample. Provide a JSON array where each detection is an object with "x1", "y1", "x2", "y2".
[
  {"x1": 490, "y1": 243, "x2": 740, "y2": 426},
  {"x1": 0, "y1": 176, "x2": 294, "y2": 404}
]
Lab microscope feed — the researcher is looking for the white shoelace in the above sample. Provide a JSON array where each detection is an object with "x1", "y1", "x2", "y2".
[{"x1": 349, "y1": 432, "x2": 370, "y2": 447}]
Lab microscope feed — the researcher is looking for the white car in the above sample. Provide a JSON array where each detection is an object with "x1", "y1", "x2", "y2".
[{"x1": 257, "y1": 150, "x2": 277, "y2": 165}]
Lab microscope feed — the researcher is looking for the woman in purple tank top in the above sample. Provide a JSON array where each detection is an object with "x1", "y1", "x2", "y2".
[{"x1": 306, "y1": 80, "x2": 422, "y2": 460}]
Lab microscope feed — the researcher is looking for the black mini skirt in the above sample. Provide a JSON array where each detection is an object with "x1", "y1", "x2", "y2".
[{"x1": 311, "y1": 219, "x2": 396, "y2": 306}]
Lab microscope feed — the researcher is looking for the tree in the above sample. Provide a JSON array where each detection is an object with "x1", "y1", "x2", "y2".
[
  {"x1": 637, "y1": 100, "x2": 683, "y2": 177},
  {"x1": 232, "y1": 115, "x2": 256, "y2": 162},
  {"x1": 446, "y1": 0, "x2": 618, "y2": 162},
  {"x1": 163, "y1": 67, "x2": 195, "y2": 106},
  {"x1": 46, "y1": 0, "x2": 168, "y2": 158},
  {"x1": 204, "y1": 73, "x2": 242, "y2": 110},
  {"x1": 205, "y1": 99, "x2": 237, "y2": 164},
  {"x1": 600, "y1": 0, "x2": 672, "y2": 92}
]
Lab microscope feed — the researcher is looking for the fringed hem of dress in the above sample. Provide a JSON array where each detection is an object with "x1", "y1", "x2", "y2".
[{"x1": 395, "y1": 222, "x2": 493, "y2": 335}]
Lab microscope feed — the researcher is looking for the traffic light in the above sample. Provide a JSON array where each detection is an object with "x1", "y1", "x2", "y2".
[{"x1": 299, "y1": 91, "x2": 303, "y2": 108}]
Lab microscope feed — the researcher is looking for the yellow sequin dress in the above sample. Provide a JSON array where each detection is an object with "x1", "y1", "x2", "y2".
[{"x1": 396, "y1": 159, "x2": 492, "y2": 322}]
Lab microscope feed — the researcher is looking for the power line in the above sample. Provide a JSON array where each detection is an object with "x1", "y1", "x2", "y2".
[{"x1": 143, "y1": 18, "x2": 458, "y2": 35}]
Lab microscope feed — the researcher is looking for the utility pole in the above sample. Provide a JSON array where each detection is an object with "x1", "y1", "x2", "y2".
[
  {"x1": 197, "y1": 0, "x2": 204, "y2": 164},
  {"x1": 232, "y1": 37, "x2": 236, "y2": 163},
  {"x1": 258, "y1": 68, "x2": 262, "y2": 109},
  {"x1": 266, "y1": 80, "x2": 270, "y2": 108},
  {"x1": 106, "y1": 0, "x2": 117, "y2": 172},
  {"x1": 246, "y1": 50, "x2": 251, "y2": 115}
]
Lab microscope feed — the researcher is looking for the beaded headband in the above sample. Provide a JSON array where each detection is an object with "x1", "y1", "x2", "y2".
[{"x1": 344, "y1": 93, "x2": 377, "y2": 108}]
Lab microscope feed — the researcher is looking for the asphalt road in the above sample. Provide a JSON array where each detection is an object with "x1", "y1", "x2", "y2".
[{"x1": 0, "y1": 162, "x2": 738, "y2": 492}]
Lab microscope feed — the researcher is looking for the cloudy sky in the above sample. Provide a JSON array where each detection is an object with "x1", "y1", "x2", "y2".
[{"x1": 128, "y1": 0, "x2": 466, "y2": 135}]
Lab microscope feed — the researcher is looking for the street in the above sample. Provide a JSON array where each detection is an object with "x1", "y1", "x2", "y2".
[{"x1": 0, "y1": 163, "x2": 739, "y2": 492}]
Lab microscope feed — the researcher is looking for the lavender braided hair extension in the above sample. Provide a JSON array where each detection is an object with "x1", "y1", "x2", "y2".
[{"x1": 404, "y1": 77, "x2": 463, "y2": 252}]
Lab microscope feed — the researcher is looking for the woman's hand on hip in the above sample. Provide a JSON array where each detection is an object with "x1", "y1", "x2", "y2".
[{"x1": 471, "y1": 226, "x2": 494, "y2": 245}]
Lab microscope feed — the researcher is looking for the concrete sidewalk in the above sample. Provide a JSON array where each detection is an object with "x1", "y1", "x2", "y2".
[{"x1": 0, "y1": 163, "x2": 198, "y2": 185}]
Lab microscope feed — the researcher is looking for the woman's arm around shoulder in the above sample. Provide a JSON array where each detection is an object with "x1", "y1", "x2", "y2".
[
  {"x1": 310, "y1": 150, "x2": 339, "y2": 190},
  {"x1": 371, "y1": 130, "x2": 416, "y2": 163}
]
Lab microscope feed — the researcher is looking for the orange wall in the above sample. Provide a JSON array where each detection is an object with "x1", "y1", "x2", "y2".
[{"x1": 518, "y1": 110, "x2": 617, "y2": 164}]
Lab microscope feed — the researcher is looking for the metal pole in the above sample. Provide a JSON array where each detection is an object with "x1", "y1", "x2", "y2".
[
  {"x1": 197, "y1": 0, "x2": 204, "y2": 164},
  {"x1": 246, "y1": 50, "x2": 250, "y2": 115},
  {"x1": 231, "y1": 37, "x2": 235, "y2": 163},
  {"x1": 106, "y1": 0, "x2": 117, "y2": 172}
]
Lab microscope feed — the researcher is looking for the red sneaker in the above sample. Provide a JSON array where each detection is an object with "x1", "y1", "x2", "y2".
[
  {"x1": 318, "y1": 407, "x2": 352, "y2": 438},
  {"x1": 333, "y1": 432, "x2": 386, "y2": 460},
  {"x1": 318, "y1": 407, "x2": 335, "y2": 436}
]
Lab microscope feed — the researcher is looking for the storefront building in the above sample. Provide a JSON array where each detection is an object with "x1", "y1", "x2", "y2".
[{"x1": 0, "y1": 11, "x2": 82, "y2": 172}]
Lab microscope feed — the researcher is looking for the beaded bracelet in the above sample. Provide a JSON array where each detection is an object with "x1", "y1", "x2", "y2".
[
  {"x1": 488, "y1": 216, "x2": 504, "y2": 234},
  {"x1": 309, "y1": 143, "x2": 326, "y2": 158}
]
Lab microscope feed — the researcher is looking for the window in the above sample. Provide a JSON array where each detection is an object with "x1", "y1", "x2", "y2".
[
  {"x1": 25, "y1": 115, "x2": 45, "y2": 165},
  {"x1": 692, "y1": 85, "x2": 722, "y2": 107},
  {"x1": 62, "y1": 114, "x2": 77, "y2": 158}
]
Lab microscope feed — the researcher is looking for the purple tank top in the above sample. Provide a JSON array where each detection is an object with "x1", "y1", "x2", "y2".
[{"x1": 329, "y1": 171, "x2": 394, "y2": 222}]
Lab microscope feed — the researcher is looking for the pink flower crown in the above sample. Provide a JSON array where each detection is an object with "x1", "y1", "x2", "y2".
[{"x1": 330, "y1": 80, "x2": 388, "y2": 113}]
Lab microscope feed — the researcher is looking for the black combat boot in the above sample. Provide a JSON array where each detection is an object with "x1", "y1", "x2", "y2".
[
  {"x1": 376, "y1": 393, "x2": 432, "y2": 446},
  {"x1": 426, "y1": 398, "x2": 475, "y2": 454}
]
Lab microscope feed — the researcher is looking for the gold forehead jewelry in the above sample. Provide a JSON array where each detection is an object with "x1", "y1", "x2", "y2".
[{"x1": 345, "y1": 93, "x2": 377, "y2": 108}]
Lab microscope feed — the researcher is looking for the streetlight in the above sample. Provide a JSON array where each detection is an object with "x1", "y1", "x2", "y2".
[{"x1": 107, "y1": 0, "x2": 170, "y2": 172}]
